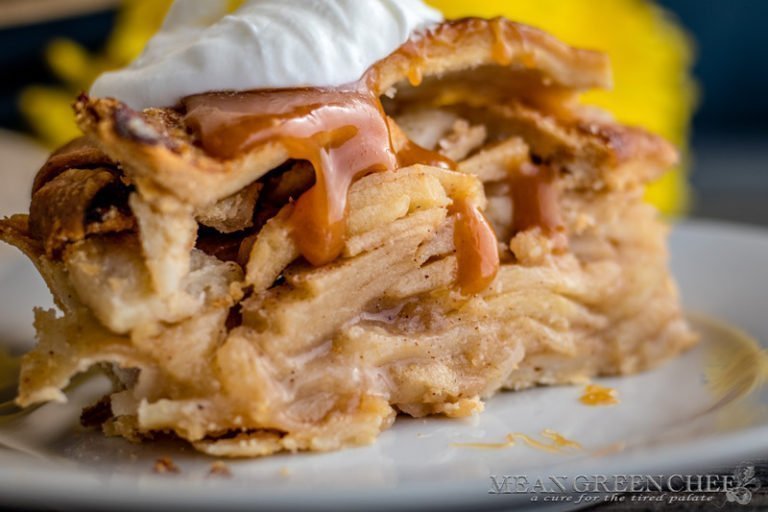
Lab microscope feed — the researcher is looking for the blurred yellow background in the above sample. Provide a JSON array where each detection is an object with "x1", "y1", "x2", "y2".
[{"x1": 20, "y1": 0, "x2": 695, "y2": 215}]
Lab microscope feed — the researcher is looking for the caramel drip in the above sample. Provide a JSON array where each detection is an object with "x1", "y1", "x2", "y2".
[
  {"x1": 489, "y1": 17, "x2": 535, "y2": 68},
  {"x1": 450, "y1": 198, "x2": 499, "y2": 295},
  {"x1": 490, "y1": 18, "x2": 514, "y2": 66},
  {"x1": 396, "y1": 140, "x2": 457, "y2": 170},
  {"x1": 452, "y1": 429, "x2": 581, "y2": 453},
  {"x1": 579, "y1": 384, "x2": 620, "y2": 406},
  {"x1": 185, "y1": 85, "x2": 500, "y2": 293},
  {"x1": 184, "y1": 87, "x2": 396, "y2": 266},
  {"x1": 509, "y1": 162, "x2": 563, "y2": 235},
  {"x1": 407, "y1": 57, "x2": 425, "y2": 87},
  {"x1": 507, "y1": 431, "x2": 581, "y2": 453},
  {"x1": 540, "y1": 429, "x2": 582, "y2": 449}
]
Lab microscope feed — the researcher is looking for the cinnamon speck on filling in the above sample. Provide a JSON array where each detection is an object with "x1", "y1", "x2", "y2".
[{"x1": 153, "y1": 457, "x2": 180, "y2": 474}]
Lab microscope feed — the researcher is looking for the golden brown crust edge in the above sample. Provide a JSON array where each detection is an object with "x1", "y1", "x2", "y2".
[
  {"x1": 70, "y1": 18, "x2": 613, "y2": 208},
  {"x1": 371, "y1": 18, "x2": 612, "y2": 96}
]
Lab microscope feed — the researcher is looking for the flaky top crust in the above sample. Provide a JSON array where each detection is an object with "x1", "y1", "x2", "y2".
[
  {"x1": 23, "y1": 17, "x2": 672, "y2": 262},
  {"x1": 68, "y1": 19, "x2": 612, "y2": 206}
]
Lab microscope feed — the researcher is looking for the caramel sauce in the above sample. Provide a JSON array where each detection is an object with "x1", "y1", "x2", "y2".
[
  {"x1": 396, "y1": 140, "x2": 456, "y2": 170},
  {"x1": 184, "y1": 87, "x2": 396, "y2": 266},
  {"x1": 489, "y1": 17, "x2": 535, "y2": 68},
  {"x1": 183, "y1": 17, "x2": 571, "y2": 293},
  {"x1": 579, "y1": 384, "x2": 620, "y2": 406},
  {"x1": 407, "y1": 57, "x2": 425, "y2": 87},
  {"x1": 507, "y1": 431, "x2": 580, "y2": 454},
  {"x1": 184, "y1": 86, "x2": 500, "y2": 294},
  {"x1": 450, "y1": 198, "x2": 500, "y2": 295},
  {"x1": 451, "y1": 429, "x2": 581, "y2": 453},
  {"x1": 184, "y1": 81, "x2": 499, "y2": 294},
  {"x1": 509, "y1": 162, "x2": 564, "y2": 236},
  {"x1": 489, "y1": 18, "x2": 514, "y2": 66},
  {"x1": 540, "y1": 428, "x2": 582, "y2": 449}
]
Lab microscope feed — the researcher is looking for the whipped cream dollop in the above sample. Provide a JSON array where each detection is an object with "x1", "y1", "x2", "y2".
[{"x1": 90, "y1": 0, "x2": 443, "y2": 110}]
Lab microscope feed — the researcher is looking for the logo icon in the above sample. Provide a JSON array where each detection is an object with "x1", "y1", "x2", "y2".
[{"x1": 726, "y1": 466, "x2": 761, "y2": 506}]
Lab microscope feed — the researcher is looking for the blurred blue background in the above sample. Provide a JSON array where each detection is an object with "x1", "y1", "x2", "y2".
[
  {"x1": 0, "y1": 0, "x2": 766, "y2": 225},
  {"x1": 656, "y1": 0, "x2": 768, "y2": 226}
]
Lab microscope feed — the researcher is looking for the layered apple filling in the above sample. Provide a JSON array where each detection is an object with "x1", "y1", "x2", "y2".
[{"x1": 0, "y1": 19, "x2": 696, "y2": 457}]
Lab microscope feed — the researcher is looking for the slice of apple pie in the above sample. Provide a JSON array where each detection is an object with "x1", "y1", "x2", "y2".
[{"x1": 0, "y1": 18, "x2": 696, "y2": 457}]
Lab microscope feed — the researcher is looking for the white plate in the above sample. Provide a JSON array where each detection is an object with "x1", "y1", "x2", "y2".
[{"x1": 0, "y1": 220, "x2": 766, "y2": 511}]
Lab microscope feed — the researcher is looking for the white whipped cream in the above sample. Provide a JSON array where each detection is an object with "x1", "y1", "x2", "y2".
[{"x1": 90, "y1": 0, "x2": 442, "y2": 110}]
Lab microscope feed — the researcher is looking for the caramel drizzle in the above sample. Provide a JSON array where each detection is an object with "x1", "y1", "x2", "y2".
[
  {"x1": 579, "y1": 384, "x2": 620, "y2": 406},
  {"x1": 184, "y1": 87, "x2": 396, "y2": 266},
  {"x1": 450, "y1": 198, "x2": 499, "y2": 294},
  {"x1": 396, "y1": 139, "x2": 456, "y2": 170},
  {"x1": 490, "y1": 17, "x2": 514, "y2": 66},
  {"x1": 407, "y1": 56, "x2": 426, "y2": 87},
  {"x1": 395, "y1": 136, "x2": 498, "y2": 295},
  {"x1": 490, "y1": 17, "x2": 536, "y2": 68},
  {"x1": 184, "y1": 86, "x2": 500, "y2": 294},
  {"x1": 182, "y1": 17, "x2": 574, "y2": 293},
  {"x1": 509, "y1": 162, "x2": 564, "y2": 236},
  {"x1": 452, "y1": 429, "x2": 581, "y2": 453}
]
